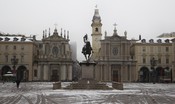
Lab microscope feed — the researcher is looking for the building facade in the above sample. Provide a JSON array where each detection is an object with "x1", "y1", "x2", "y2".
[
  {"x1": 0, "y1": 35, "x2": 37, "y2": 81},
  {"x1": 34, "y1": 28, "x2": 73, "y2": 81},
  {"x1": 171, "y1": 39, "x2": 175, "y2": 82},
  {"x1": 0, "y1": 28, "x2": 73, "y2": 82},
  {"x1": 1, "y1": 8, "x2": 175, "y2": 83},
  {"x1": 91, "y1": 8, "x2": 136, "y2": 82},
  {"x1": 94, "y1": 26, "x2": 136, "y2": 82},
  {"x1": 131, "y1": 38, "x2": 174, "y2": 82}
]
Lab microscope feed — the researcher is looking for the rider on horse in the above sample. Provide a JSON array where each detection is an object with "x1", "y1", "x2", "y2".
[{"x1": 82, "y1": 34, "x2": 92, "y2": 61}]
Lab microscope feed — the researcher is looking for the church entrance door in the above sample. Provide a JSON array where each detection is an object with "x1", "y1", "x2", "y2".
[
  {"x1": 51, "y1": 70, "x2": 59, "y2": 81},
  {"x1": 113, "y1": 70, "x2": 119, "y2": 82}
]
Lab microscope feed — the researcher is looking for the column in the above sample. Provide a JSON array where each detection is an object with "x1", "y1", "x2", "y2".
[
  {"x1": 127, "y1": 64, "x2": 131, "y2": 82},
  {"x1": 28, "y1": 66, "x2": 32, "y2": 81},
  {"x1": 120, "y1": 66, "x2": 123, "y2": 82},
  {"x1": 61, "y1": 65, "x2": 66, "y2": 81},
  {"x1": 123, "y1": 65, "x2": 127, "y2": 81},
  {"x1": 43, "y1": 65, "x2": 48, "y2": 81},
  {"x1": 104, "y1": 65, "x2": 107, "y2": 81},
  {"x1": 40, "y1": 65, "x2": 44, "y2": 80},
  {"x1": 43, "y1": 44, "x2": 45, "y2": 55},
  {"x1": 68, "y1": 65, "x2": 72, "y2": 81},
  {"x1": 48, "y1": 65, "x2": 51, "y2": 81},
  {"x1": 95, "y1": 65, "x2": 100, "y2": 81},
  {"x1": 38, "y1": 65, "x2": 41, "y2": 80},
  {"x1": 100, "y1": 65, "x2": 102, "y2": 81},
  {"x1": 109, "y1": 65, "x2": 111, "y2": 81}
]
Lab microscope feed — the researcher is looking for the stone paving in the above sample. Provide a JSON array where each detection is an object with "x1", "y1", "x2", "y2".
[{"x1": 0, "y1": 82, "x2": 175, "y2": 104}]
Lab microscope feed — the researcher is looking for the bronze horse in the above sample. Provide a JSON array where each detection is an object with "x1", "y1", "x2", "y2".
[{"x1": 82, "y1": 41, "x2": 92, "y2": 61}]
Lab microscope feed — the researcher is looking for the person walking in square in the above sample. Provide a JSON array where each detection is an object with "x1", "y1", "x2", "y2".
[{"x1": 16, "y1": 79, "x2": 21, "y2": 88}]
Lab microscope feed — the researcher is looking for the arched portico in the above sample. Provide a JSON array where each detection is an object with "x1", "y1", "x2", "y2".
[
  {"x1": 1, "y1": 66, "x2": 12, "y2": 76},
  {"x1": 139, "y1": 67, "x2": 149, "y2": 82},
  {"x1": 16, "y1": 66, "x2": 28, "y2": 81},
  {"x1": 156, "y1": 67, "x2": 164, "y2": 82},
  {"x1": 162, "y1": 67, "x2": 171, "y2": 82}
]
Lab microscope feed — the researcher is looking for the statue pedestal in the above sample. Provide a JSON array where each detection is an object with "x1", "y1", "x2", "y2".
[
  {"x1": 65, "y1": 60, "x2": 112, "y2": 90},
  {"x1": 80, "y1": 61, "x2": 96, "y2": 80}
]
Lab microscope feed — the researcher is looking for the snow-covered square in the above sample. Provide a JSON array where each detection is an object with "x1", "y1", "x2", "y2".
[{"x1": 0, "y1": 82, "x2": 175, "y2": 104}]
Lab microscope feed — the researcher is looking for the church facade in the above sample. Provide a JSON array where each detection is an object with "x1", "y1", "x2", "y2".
[
  {"x1": 91, "y1": 8, "x2": 136, "y2": 82},
  {"x1": 33, "y1": 28, "x2": 73, "y2": 81}
]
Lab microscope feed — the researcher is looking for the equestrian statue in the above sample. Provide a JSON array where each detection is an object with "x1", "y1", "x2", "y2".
[{"x1": 82, "y1": 34, "x2": 93, "y2": 61}]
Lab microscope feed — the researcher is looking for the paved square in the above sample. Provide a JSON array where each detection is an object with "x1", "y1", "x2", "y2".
[{"x1": 0, "y1": 82, "x2": 175, "y2": 104}]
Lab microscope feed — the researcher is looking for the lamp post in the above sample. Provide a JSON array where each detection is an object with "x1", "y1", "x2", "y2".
[
  {"x1": 11, "y1": 56, "x2": 18, "y2": 77},
  {"x1": 150, "y1": 57, "x2": 156, "y2": 84}
]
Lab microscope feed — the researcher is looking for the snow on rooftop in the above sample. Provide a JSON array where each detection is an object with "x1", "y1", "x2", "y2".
[
  {"x1": 136, "y1": 37, "x2": 174, "y2": 43},
  {"x1": 0, "y1": 36, "x2": 33, "y2": 42}
]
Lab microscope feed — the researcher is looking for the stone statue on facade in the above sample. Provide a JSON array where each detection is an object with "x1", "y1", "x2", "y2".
[{"x1": 82, "y1": 34, "x2": 92, "y2": 61}]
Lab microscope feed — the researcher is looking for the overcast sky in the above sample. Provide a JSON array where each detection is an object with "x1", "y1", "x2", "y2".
[{"x1": 0, "y1": 0, "x2": 175, "y2": 60}]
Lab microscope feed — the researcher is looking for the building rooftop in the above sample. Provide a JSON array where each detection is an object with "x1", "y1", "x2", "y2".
[
  {"x1": 136, "y1": 37, "x2": 174, "y2": 43},
  {"x1": 0, "y1": 35, "x2": 34, "y2": 42}
]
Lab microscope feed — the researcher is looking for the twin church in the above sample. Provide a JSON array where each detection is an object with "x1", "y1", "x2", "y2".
[{"x1": 35, "y1": 7, "x2": 136, "y2": 82}]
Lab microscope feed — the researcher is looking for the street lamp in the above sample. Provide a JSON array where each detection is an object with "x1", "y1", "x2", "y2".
[
  {"x1": 11, "y1": 56, "x2": 18, "y2": 76},
  {"x1": 150, "y1": 57, "x2": 156, "y2": 84}
]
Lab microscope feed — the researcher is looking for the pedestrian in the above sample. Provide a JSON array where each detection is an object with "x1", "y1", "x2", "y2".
[{"x1": 16, "y1": 79, "x2": 21, "y2": 88}]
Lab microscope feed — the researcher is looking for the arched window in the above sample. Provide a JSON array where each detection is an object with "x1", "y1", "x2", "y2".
[
  {"x1": 95, "y1": 28, "x2": 98, "y2": 32},
  {"x1": 13, "y1": 46, "x2": 16, "y2": 50},
  {"x1": 21, "y1": 55, "x2": 24, "y2": 62},
  {"x1": 5, "y1": 55, "x2": 8, "y2": 62}
]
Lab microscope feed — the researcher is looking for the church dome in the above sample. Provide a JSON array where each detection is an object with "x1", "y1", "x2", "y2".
[
  {"x1": 93, "y1": 9, "x2": 101, "y2": 20},
  {"x1": 53, "y1": 28, "x2": 59, "y2": 36}
]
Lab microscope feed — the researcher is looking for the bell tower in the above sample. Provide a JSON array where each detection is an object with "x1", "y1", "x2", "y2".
[{"x1": 91, "y1": 6, "x2": 102, "y2": 59}]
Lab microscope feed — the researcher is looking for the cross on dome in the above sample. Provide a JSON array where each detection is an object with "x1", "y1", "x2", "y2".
[
  {"x1": 113, "y1": 23, "x2": 118, "y2": 36},
  {"x1": 95, "y1": 5, "x2": 98, "y2": 8},
  {"x1": 54, "y1": 23, "x2": 58, "y2": 29},
  {"x1": 113, "y1": 23, "x2": 117, "y2": 30},
  {"x1": 113, "y1": 23, "x2": 117, "y2": 27}
]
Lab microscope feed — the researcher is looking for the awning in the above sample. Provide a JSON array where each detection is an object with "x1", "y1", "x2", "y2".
[{"x1": 3, "y1": 74, "x2": 15, "y2": 77}]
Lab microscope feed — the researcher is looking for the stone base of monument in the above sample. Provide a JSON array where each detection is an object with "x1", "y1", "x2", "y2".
[
  {"x1": 65, "y1": 79, "x2": 112, "y2": 90},
  {"x1": 80, "y1": 61, "x2": 96, "y2": 79},
  {"x1": 53, "y1": 82, "x2": 61, "y2": 90},
  {"x1": 65, "y1": 60, "x2": 112, "y2": 90},
  {"x1": 112, "y1": 82, "x2": 123, "y2": 90}
]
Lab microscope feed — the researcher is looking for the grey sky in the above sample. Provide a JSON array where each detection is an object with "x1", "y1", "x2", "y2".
[{"x1": 0, "y1": 0, "x2": 175, "y2": 60}]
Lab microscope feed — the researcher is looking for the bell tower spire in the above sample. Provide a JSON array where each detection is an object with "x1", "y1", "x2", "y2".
[{"x1": 91, "y1": 6, "x2": 102, "y2": 59}]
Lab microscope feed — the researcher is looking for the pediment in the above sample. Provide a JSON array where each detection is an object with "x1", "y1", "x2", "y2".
[
  {"x1": 111, "y1": 35, "x2": 122, "y2": 40},
  {"x1": 43, "y1": 35, "x2": 65, "y2": 41}
]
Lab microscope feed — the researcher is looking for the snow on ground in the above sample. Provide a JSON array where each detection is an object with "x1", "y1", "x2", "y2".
[{"x1": 0, "y1": 82, "x2": 175, "y2": 104}]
